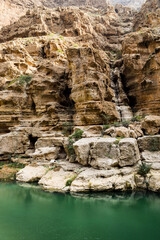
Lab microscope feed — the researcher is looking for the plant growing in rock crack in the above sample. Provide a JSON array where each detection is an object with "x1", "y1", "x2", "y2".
[
  {"x1": 62, "y1": 122, "x2": 73, "y2": 136},
  {"x1": 131, "y1": 115, "x2": 142, "y2": 122},
  {"x1": 122, "y1": 120, "x2": 130, "y2": 128},
  {"x1": 137, "y1": 162, "x2": 151, "y2": 177},
  {"x1": 8, "y1": 75, "x2": 32, "y2": 87},
  {"x1": 72, "y1": 129, "x2": 84, "y2": 141},
  {"x1": 66, "y1": 175, "x2": 77, "y2": 187},
  {"x1": 113, "y1": 121, "x2": 121, "y2": 127},
  {"x1": 66, "y1": 129, "x2": 84, "y2": 160}
]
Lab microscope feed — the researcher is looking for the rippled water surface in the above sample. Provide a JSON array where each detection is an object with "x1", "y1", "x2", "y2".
[{"x1": 0, "y1": 183, "x2": 160, "y2": 240}]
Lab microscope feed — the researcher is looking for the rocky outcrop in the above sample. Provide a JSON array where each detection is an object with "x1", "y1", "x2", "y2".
[
  {"x1": 0, "y1": 0, "x2": 160, "y2": 194},
  {"x1": 122, "y1": 28, "x2": 160, "y2": 115},
  {"x1": 133, "y1": 0, "x2": 160, "y2": 30},
  {"x1": 74, "y1": 137, "x2": 140, "y2": 168},
  {"x1": 16, "y1": 165, "x2": 47, "y2": 182}
]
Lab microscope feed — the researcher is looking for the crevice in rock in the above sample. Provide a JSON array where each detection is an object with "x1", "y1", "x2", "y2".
[
  {"x1": 57, "y1": 146, "x2": 67, "y2": 160},
  {"x1": 59, "y1": 85, "x2": 75, "y2": 109},
  {"x1": 28, "y1": 135, "x2": 38, "y2": 150},
  {"x1": 41, "y1": 46, "x2": 47, "y2": 58},
  {"x1": 31, "y1": 97, "x2": 36, "y2": 114}
]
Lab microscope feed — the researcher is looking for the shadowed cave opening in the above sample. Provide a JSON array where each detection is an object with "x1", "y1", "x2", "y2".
[
  {"x1": 28, "y1": 135, "x2": 38, "y2": 150},
  {"x1": 60, "y1": 85, "x2": 75, "y2": 108},
  {"x1": 120, "y1": 73, "x2": 137, "y2": 110}
]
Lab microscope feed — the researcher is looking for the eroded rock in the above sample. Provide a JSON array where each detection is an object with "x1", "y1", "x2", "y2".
[{"x1": 16, "y1": 165, "x2": 47, "y2": 182}]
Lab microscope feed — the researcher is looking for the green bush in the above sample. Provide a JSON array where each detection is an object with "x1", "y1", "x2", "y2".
[
  {"x1": 137, "y1": 162, "x2": 151, "y2": 177},
  {"x1": 122, "y1": 120, "x2": 130, "y2": 128},
  {"x1": 66, "y1": 175, "x2": 77, "y2": 186},
  {"x1": 72, "y1": 129, "x2": 84, "y2": 141},
  {"x1": 131, "y1": 115, "x2": 142, "y2": 122},
  {"x1": 113, "y1": 122, "x2": 121, "y2": 127},
  {"x1": 67, "y1": 137, "x2": 76, "y2": 157},
  {"x1": 62, "y1": 122, "x2": 73, "y2": 136},
  {"x1": 103, "y1": 125, "x2": 111, "y2": 130},
  {"x1": 8, "y1": 162, "x2": 25, "y2": 169},
  {"x1": 8, "y1": 75, "x2": 32, "y2": 87},
  {"x1": 66, "y1": 130, "x2": 84, "y2": 159},
  {"x1": 101, "y1": 113, "x2": 111, "y2": 125}
]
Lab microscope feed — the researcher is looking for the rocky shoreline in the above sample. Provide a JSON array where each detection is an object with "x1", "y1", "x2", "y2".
[
  {"x1": 0, "y1": 0, "x2": 159, "y2": 194},
  {"x1": 0, "y1": 115, "x2": 159, "y2": 194}
]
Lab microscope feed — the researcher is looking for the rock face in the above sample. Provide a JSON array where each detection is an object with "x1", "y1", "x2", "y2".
[
  {"x1": 0, "y1": 0, "x2": 160, "y2": 194},
  {"x1": 133, "y1": 0, "x2": 160, "y2": 30},
  {"x1": 74, "y1": 137, "x2": 140, "y2": 168},
  {"x1": 16, "y1": 165, "x2": 47, "y2": 182},
  {"x1": 0, "y1": 5, "x2": 134, "y2": 134},
  {"x1": 122, "y1": 28, "x2": 160, "y2": 116},
  {"x1": 0, "y1": 0, "x2": 109, "y2": 30}
]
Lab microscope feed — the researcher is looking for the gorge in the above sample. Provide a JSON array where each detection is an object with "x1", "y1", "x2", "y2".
[{"x1": 0, "y1": 0, "x2": 159, "y2": 194}]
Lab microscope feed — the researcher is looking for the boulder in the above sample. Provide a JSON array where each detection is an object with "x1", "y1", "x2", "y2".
[
  {"x1": 16, "y1": 166, "x2": 47, "y2": 182},
  {"x1": 114, "y1": 174, "x2": 135, "y2": 191},
  {"x1": 0, "y1": 132, "x2": 29, "y2": 156},
  {"x1": 142, "y1": 115, "x2": 160, "y2": 135},
  {"x1": 70, "y1": 168, "x2": 120, "y2": 192},
  {"x1": 39, "y1": 169, "x2": 76, "y2": 192},
  {"x1": 73, "y1": 138, "x2": 97, "y2": 166},
  {"x1": 148, "y1": 170, "x2": 160, "y2": 192},
  {"x1": 119, "y1": 138, "x2": 140, "y2": 167},
  {"x1": 29, "y1": 147, "x2": 60, "y2": 160},
  {"x1": 138, "y1": 135, "x2": 160, "y2": 152},
  {"x1": 142, "y1": 151, "x2": 160, "y2": 170}
]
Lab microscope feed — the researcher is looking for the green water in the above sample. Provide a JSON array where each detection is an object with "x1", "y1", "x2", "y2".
[{"x1": 0, "y1": 184, "x2": 160, "y2": 240}]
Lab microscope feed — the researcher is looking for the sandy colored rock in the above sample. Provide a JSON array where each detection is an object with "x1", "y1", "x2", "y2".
[
  {"x1": 39, "y1": 168, "x2": 76, "y2": 192},
  {"x1": 138, "y1": 135, "x2": 160, "y2": 152},
  {"x1": 142, "y1": 151, "x2": 160, "y2": 170},
  {"x1": 0, "y1": 132, "x2": 29, "y2": 156},
  {"x1": 142, "y1": 115, "x2": 160, "y2": 135},
  {"x1": 148, "y1": 170, "x2": 160, "y2": 192},
  {"x1": 119, "y1": 138, "x2": 140, "y2": 167},
  {"x1": 29, "y1": 147, "x2": 60, "y2": 160},
  {"x1": 70, "y1": 168, "x2": 120, "y2": 192},
  {"x1": 122, "y1": 27, "x2": 160, "y2": 116},
  {"x1": 73, "y1": 138, "x2": 97, "y2": 165},
  {"x1": 16, "y1": 165, "x2": 47, "y2": 182}
]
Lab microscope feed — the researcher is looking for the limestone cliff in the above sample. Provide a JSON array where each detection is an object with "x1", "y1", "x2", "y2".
[{"x1": 0, "y1": 0, "x2": 160, "y2": 193}]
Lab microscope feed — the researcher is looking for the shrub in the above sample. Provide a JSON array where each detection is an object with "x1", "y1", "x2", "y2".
[
  {"x1": 67, "y1": 137, "x2": 76, "y2": 157},
  {"x1": 17, "y1": 75, "x2": 32, "y2": 85},
  {"x1": 122, "y1": 120, "x2": 130, "y2": 128},
  {"x1": 72, "y1": 129, "x2": 84, "y2": 141},
  {"x1": 113, "y1": 122, "x2": 121, "y2": 127},
  {"x1": 8, "y1": 162, "x2": 25, "y2": 169},
  {"x1": 8, "y1": 75, "x2": 32, "y2": 87},
  {"x1": 66, "y1": 130, "x2": 84, "y2": 159},
  {"x1": 137, "y1": 162, "x2": 151, "y2": 177},
  {"x1": 62, "y1": 122, "x2": 73, "y2": 136},
  {"x1": 131, "y1": 115, "x2": 142, "y2": 122},
  {"x1": 103, "y1": 125, "x2": 110, "y2": 130},
  {"x1": 101, "y1": 113, "x2": 111, "y2": 125},
  {"x1": 66, "y1": 175, "x2": 77, "y2": 186}
]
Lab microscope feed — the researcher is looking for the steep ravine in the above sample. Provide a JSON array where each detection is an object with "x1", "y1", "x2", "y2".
[{"x1": 0, "y1": 1, "x2": 160, "y2": 193}]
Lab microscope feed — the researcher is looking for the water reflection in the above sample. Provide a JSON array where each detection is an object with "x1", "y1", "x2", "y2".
[{"x1": 0, "y1": 183, "x2": 160, "y2": 240}]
